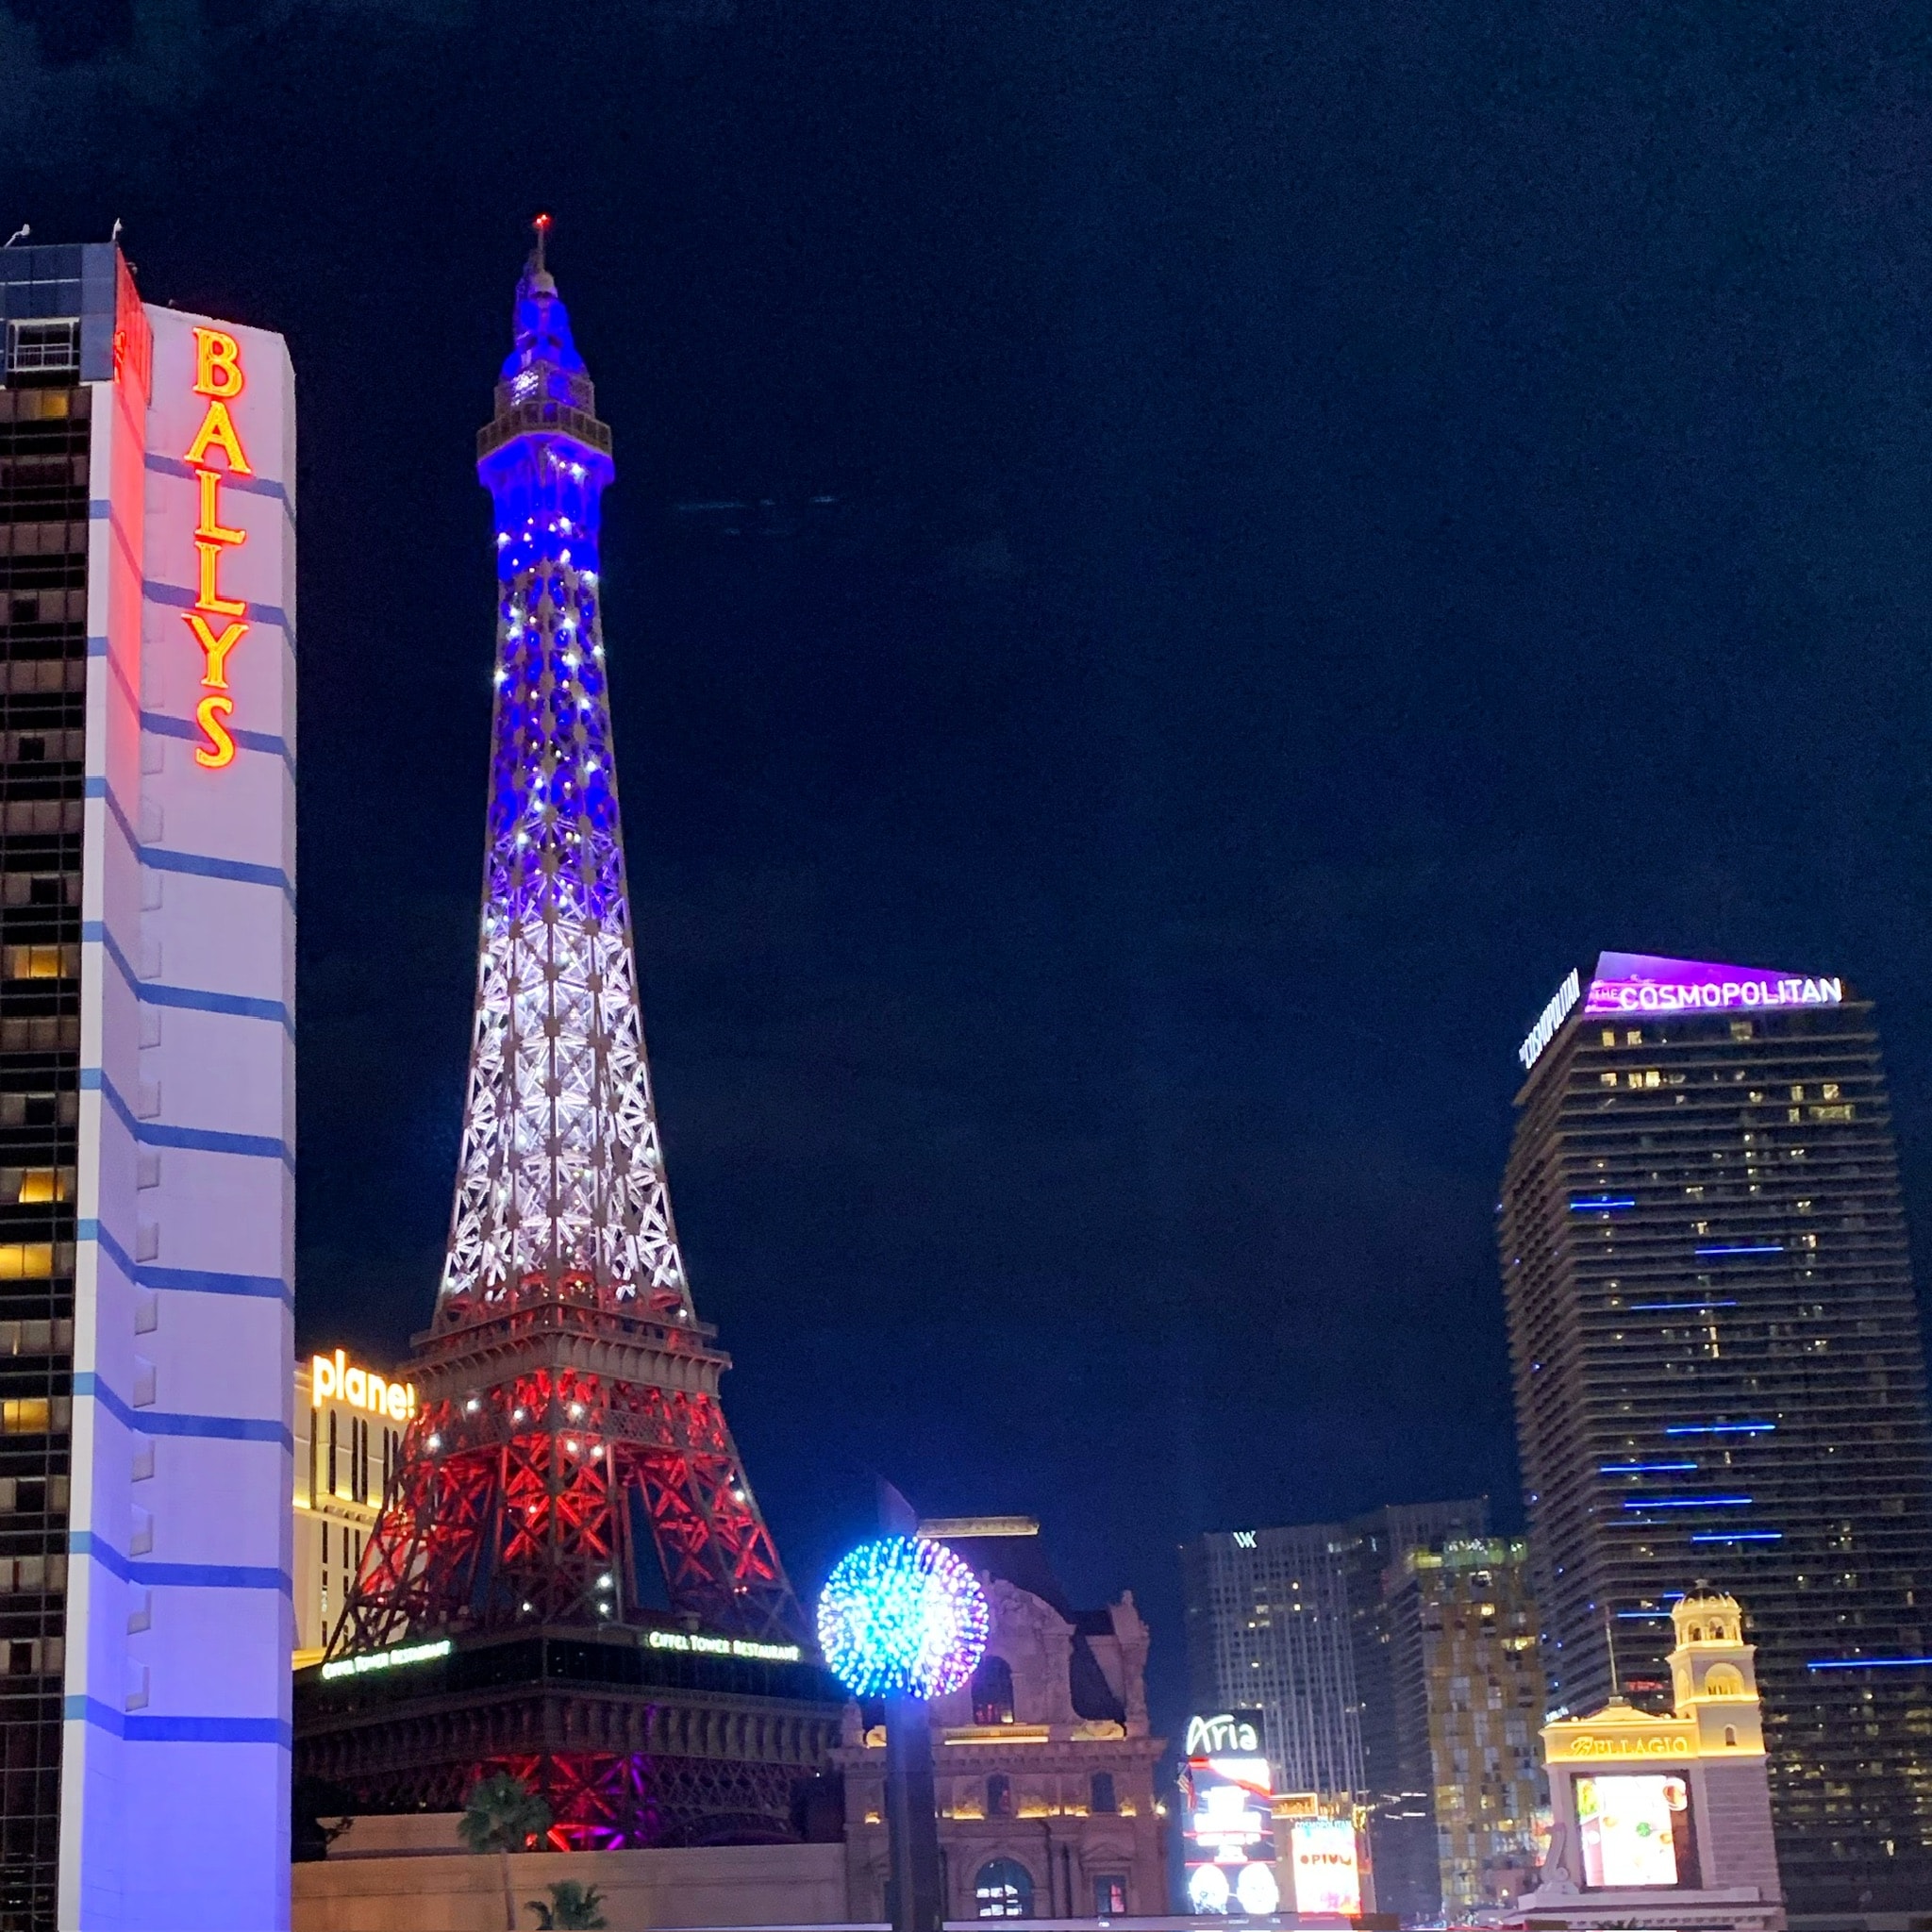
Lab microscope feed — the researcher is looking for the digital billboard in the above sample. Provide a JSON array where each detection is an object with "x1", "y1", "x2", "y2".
[
  {"x1": 1289, "y1": 1815, "x2": 1362, "y2": 1917},
  {"x1": 1577, "y1": 1774, "x2": 1686, "y2": 1889},
  {"x1": 1182, "y1": 1711, "x2": 1280, "y2": 1915}
]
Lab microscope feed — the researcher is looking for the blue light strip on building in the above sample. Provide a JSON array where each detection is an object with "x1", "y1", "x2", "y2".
[
  {"x1": 1807, "y1": 1657, "x2": 1932, "y2": 1672},
  {"x1": 1690, "y1": 1530, "x2": 1783, "y2": 1542},
  {"x1": 1665, "y1": 1422, "x2": 1775, "y2": 1436},
  {"x1": 1616, "y1": 1610, "x2": 1672, "y2": 1620},
  {"x1": 1694, "y1": 1243, "x2": 1786, "y2": 1257},
  {"x1": 1629, "y1": 1299, "x2": 1739, "y2": 1312},
  {"x1": 1571, "y1": 1196, "x2": 1637, "y2": 1210},
  {"x1": 1600, "y1": 1462, "x2": 1698, "y2": 1474},
  {"x1": 1623, "y1": 1495, "x2": 1752, "y2": 1508}
]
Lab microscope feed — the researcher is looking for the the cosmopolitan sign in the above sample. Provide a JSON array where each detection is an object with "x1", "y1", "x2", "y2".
[
  {"x1": 1586, "y1": 953, "x2": 1843, "y2": 1019},
  {"x1": 1518, "y1": 969, "x2": 1582, "y2": 1072}
]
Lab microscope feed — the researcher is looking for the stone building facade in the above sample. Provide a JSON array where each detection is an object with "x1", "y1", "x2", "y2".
[{"x1": 836, "y1": 1518, "x2": 1167, "y2": 1918}]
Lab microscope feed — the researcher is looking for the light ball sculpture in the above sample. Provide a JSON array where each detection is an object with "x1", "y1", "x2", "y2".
[{"x1": 816, "y1": 1535, "x2": 991, "y2": 1701}]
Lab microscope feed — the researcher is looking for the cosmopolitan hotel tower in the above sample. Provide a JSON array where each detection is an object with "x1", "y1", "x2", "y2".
[
  {"x1": 0, "y1": 243, "x2": 295, "y2": 1928},
  {"x1": 1500, "y1": 952, "x2": 1932, "y2": 1913}
]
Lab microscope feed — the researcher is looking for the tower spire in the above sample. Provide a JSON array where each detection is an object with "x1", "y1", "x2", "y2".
[
  {"x1": 532, "y1": 209, "x2": 551, "y2": 277},
  {"x1": 336, "y1": 241, "x2": 804, "y2": 1680}
]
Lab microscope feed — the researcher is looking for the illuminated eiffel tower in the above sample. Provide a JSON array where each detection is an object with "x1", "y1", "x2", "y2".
[{"x1": 304, "y1": 226, "x2": 836, "y2": 1849}]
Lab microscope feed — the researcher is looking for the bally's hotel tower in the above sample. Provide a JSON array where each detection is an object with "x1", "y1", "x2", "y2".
[
  {"x1": 0, "y1": 244, "x2": 294, "y2": 1928},
  {"x1": 1500, "y1": 953, "x2": 1932, "y2": 1913}
]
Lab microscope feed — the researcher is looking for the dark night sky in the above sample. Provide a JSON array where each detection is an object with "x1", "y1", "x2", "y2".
[{"x1": 11, "y1": 0, "x2": 1932, "y2": 1740}]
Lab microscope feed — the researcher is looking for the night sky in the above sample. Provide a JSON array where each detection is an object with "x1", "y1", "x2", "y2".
[{"x1": 12, "y1": 0, "x2": 1932, "y2": 1740}]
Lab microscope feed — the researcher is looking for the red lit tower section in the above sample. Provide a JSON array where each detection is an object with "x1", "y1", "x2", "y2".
[{"x1": 301, "y1": 232, "x2": 838, "y2": 1850}]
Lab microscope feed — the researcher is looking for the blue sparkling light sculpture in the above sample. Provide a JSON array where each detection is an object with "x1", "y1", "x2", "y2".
[{"x1": 817, "y1": 1537, "x2": 991, "y2": 1701}]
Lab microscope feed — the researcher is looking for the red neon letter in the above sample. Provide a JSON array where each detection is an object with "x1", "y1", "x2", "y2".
[
  {"x1": 184, "y1": 400, "x2": 253, "y2": 475},
  {"x1": 194, "y1": 694, "x2": 237, "y2": 769},
  {"x1": 195, "y1": 469, "x2": 244, "y2": 547},
  {"x1": 183, "y1": 613, "x2": 248, "y2": 691},
  {"x1": 194, "y1": 542, "x2": 245, "y2": 619},
  {"x1": 192, "y1": 327, "x2": 244, "y2": 399}
]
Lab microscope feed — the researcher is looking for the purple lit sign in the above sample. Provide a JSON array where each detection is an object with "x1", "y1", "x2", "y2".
[{"x1": 1585, "y1": 953, "x2": 1843, "y2": 1018}]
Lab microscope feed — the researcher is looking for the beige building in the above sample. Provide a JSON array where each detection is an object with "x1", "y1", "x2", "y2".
[
  {"x1": 293, "y1": 1349, "x2": 416, "y2": 1664},
  {"x1": 835, "y1": 1516, "x2": 1167, "y2": 1918},
  {"x1": 1508, "y1": 1588, "x2": 1785, "y2": 1931}
]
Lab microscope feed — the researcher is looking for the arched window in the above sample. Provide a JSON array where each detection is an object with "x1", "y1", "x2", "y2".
[
  {"x1": 973, "y1": 1654, "x2": 1015, "y2": 1726},
  {"x1": 1090, "y1": 1771, "x2": 1117, "y2": 1814},
  {"x1": 1689, "y1": 1624, "x2": 1704, "y2": 1642},
  {"x1": 1724, "y1": 1725, "x2": 1739, "y2": 1748},
  {"x1": 986, "y1": 1773, "x2": 1012, "y2": 1818},
  {"x1": 974, "y1": 1857, "x2": 1034, "y2": 1918},
  {"x1": 1703, "y1": 1664, "x2": 1745, "y2": 1697}
]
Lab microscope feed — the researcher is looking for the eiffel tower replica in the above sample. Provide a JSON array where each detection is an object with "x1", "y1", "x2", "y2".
[{"x1": 295, "y1": 224, "x2": 842, "y2": 1850}]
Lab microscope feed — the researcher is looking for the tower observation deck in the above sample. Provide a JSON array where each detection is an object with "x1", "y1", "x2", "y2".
[{"x1": 295, "y1": 227, "x2": 841, "y2": 1851}]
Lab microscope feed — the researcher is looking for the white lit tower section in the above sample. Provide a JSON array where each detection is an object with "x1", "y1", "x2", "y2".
[{"x1": 59, "y1": 291, "x2": 295, "y2": 1928}]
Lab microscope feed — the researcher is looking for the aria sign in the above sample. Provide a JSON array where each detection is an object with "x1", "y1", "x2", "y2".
[
  {"x1": 1518, "y1": 968, "x2": 1581, "y2": 1072},
  {"x1": 1186, "y1": 1712, "x2": 1261, "y2": 1757},
  {"x1": 181, "y1": 327, "x2": 253, "y2": 769}
]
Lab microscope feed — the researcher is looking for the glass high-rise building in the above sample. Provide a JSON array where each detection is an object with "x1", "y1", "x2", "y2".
[
  {"x1": 1499, "y1": 951, "x2": 1932, "y2": 1912},
  {"x1": 1180, "y1": 1500, "x2": 1488, "y2": 1807}
]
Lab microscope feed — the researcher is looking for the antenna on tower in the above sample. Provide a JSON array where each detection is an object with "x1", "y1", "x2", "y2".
[{"x1": 532, "y1": 211, "x2": 552, "y2": 275}]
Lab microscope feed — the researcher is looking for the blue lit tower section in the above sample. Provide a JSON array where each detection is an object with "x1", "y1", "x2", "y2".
[{"x1": 442, "y1": 244, "x2": 668, "y2": 1315}]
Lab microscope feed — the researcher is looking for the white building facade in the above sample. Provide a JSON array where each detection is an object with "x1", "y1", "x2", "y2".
[{"x1": 0, "y1": 242, "x2": 295, "y2": 1931}]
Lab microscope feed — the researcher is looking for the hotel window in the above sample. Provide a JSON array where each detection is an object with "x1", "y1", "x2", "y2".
[
  {"x1": 1093, "y1": 1876, "x2": 1128, "y2": 1913},
  {"x1": 972, "y1": 1654, "x2": 1015, "y2": 1725},
  {"x1": 974, "y1": 1857, "x2": 1031, "y2": 1917},
  {"x1": 986, "y1": 1773, "x2": 1012, "y2": 1818},
  {"x1": 1091, "y1": 1771, "x2": 1117, "y2": 1814},
  {"x1": 5, "y1": 320, "x2": 78, "y2": 376}
]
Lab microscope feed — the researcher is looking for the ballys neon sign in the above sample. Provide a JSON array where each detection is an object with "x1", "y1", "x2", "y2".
[{"x1": 182, "y1": 327, "x2": 252, "y2": 769}]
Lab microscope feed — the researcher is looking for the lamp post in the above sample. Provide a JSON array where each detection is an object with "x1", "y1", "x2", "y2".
[{"x1": 817, "y1": 1535, "x2": 990, "y2": 1932}]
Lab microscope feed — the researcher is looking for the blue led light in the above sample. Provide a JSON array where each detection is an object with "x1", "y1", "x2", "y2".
[
  {"x1": 1628, "y1": 1300, "x2": 1739, "y2": 1312},
  {"x1": 816, "y1": 1537, "x2": 991, "y2": 1701},
  {"x1": 1691, "y1": 1531, "x2": 1783, "y2": 1542},
  {"x1": 1599, "y1": 1462, "x2": 1698, "y2": 1474},
  {"x1": 1570, "y1": 1195, "x2": 1637, "y2": 1211},
  {"x1": 1808, "y1": 1657, "x2": 1932, "y2": 1672},
  {"x1": 1623, "y1": 1495, "x2": 1753, "y2": 1508},
  {"x1": 1665, "y1": 1422, "x2": 1774, "y2": 1436},
  {"x1": 1616, "y1": 1610, "x2": 1671, "y2": 1620},
  {"x1": 1694, "y1": 1243, "x2": 1785, "y2": 1257}
]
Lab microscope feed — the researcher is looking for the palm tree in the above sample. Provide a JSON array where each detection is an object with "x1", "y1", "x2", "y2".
[
  {"x1": 458, "y1": 1771, "x2": 553, "y2": 1932},
  {"x1": 525, "y1": 1879, "x2": 608, "y2": 1928}
]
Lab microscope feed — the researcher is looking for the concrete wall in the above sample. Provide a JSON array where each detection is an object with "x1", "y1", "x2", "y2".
[{"x1": 292, "y1": 1824, "x2": 851, "y2": 1931}]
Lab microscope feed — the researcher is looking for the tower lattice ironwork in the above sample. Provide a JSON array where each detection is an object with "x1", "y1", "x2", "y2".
[{"x1": 335, "y1": 227, "x2": 804, "y2": 1662}]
